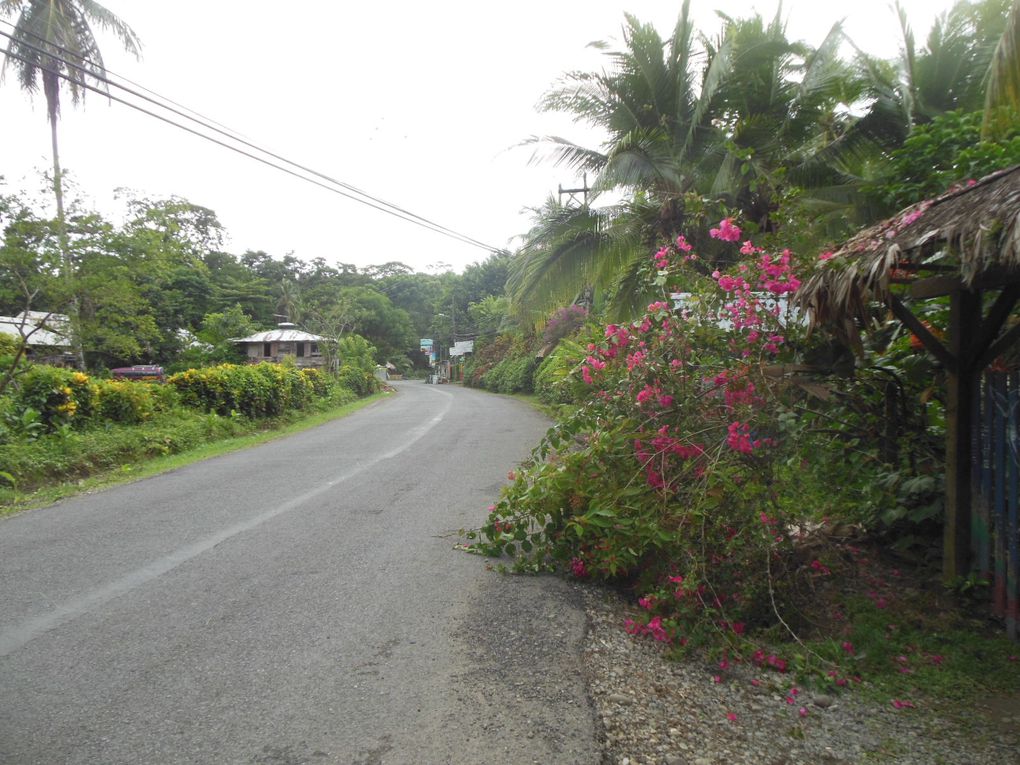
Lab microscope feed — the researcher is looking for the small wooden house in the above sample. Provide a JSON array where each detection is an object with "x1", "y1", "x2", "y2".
[{"x1": 233, "y1": 323, "x2": 326, "y2": 368}]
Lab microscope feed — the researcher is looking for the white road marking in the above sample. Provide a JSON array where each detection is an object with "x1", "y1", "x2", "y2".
[{"x1": 0, "y1": 390, "x2": 453, "y2": 658}]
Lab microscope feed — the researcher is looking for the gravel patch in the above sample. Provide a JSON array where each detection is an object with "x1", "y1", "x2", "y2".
[{"x1": 579, "y1": 586, "x2": 1020, "y2": 765}]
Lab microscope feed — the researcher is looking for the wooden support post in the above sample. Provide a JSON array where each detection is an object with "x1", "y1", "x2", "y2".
[{"x1": 944, "y1": 289, "x2": 980, "y2": 584}]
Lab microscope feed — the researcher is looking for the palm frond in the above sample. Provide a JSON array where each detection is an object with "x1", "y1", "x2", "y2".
[
  {"x1": 521, "y1": 135, "x2": 608, "y2": 175},
  {"x1": 507, "y1": 203, "x2": 614, "y2": 324},
  {"x1": 984, "y1": 0, "x2": 1020, "y2": 134}
]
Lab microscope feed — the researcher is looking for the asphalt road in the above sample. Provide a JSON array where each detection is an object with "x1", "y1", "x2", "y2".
[{"x1": 0, "y1": 382, "x2": 598, "y2": 765}]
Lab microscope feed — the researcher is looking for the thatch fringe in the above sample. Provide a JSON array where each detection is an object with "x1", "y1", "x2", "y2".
[{"x1": 797, "y1": 164, "x2": 1020, "y2": 333}]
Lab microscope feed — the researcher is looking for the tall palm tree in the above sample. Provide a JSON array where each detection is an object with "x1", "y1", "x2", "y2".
[{"x1": 0, "y1": 0, "x2": 140, "y2": 365}]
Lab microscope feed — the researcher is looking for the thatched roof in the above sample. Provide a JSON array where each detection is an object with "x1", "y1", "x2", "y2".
[{"x1": 797, "y1": 164, "x2": 1020, "y2": 333}]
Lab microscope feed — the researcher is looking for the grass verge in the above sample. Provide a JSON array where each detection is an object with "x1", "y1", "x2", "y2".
[{"x1": 0, "y1": 390, "x2": 391, "y2": 517}]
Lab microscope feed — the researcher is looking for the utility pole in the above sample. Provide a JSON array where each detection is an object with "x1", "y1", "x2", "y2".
[{"x1": 558, "y1": 174, "x2": 590, "y2": 208}]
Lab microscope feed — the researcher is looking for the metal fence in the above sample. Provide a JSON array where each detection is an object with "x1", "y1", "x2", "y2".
[{"x1": 972, "y1": 370, "x2": 1020, "y2": 640}]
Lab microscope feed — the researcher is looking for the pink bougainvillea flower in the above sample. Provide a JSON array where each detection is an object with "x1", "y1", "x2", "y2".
[
  {"x1": 810, "y1": 559, "x2": 832, "y2": 576},
  {"x1": 636, "y1": 384, "x2": 658, "y2": 405},
  {"x1": 751, "y1": 678, "x2": 760, "y2": 687},
  {"x1": 676, "y1": 234, "x2": 693, "y2": 252},
  {"x1": 891, "y1": 699, "x2": 916, "y2": 709},
  {"x1": 818, "y1": 251, "x2": 835, "y2": 261},
  {"x1": 841, "y1": 641, "x2": 855, "y2": 655},
  {"x1": 712, "y1": 675, "x2": 722, "y2": 684},
  {"x1": 652, "y1": 246, "x2": 671, "y2": 269},
  {"x1": 570, "y1": 557, "x2": 588, "y2": 578},
  {"x1": 798, "y1": 706, "x2": 809, "y2": 718},
  {"x1": 710, "y1": 218, "x2": 742, "y2": 242},
  {"x1": 646, "y1": 616, "x2": 671, "y2": 642},
  {"x1": 726, "y1": 712, "x2": 738, "y2": 722}
]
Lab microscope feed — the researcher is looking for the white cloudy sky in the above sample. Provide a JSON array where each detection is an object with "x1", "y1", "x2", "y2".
[{"x1": 1, "y1": 0, "x2": 958, "y2": 273}]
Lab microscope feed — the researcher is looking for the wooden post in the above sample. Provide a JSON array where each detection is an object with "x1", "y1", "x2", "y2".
[{"x1": 944, "y1": 289, "x2": 980, "y2": 584}]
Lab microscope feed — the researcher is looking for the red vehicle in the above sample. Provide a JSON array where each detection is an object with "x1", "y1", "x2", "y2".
[{"x1": 110, "y1": 365, "x2": 165, "y2": 382}]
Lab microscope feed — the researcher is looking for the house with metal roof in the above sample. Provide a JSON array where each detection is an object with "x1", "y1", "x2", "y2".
[
  {"x1": 233, "y1": 322, "x2": 327, "y2": 368},
  {"x1": 0, "y1": 311, "x2": 73, "y2": 365}
]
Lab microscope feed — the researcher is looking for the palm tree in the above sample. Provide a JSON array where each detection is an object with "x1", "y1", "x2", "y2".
[
  {"x1": 1, "y1": 0, "x2": 140, "y2": 365},
  {"x1": 512, "y1": 2, "x2": 861, "y2": 322},
  {"x1": 849, "y1": 0, "x2": 1010, "y2": 147}
]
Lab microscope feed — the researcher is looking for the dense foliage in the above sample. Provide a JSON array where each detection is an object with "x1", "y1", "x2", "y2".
[
  {"x1": 0, "y1": 189, "x2": 510, "y2": 374},
  {"x1": 466, "y1": 214, "x2": 968, "y2": 677}
]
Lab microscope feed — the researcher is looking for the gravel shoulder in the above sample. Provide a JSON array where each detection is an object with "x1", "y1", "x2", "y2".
[{"x1": 579, "y1": 585, "x2": 1020, "y2": 765}]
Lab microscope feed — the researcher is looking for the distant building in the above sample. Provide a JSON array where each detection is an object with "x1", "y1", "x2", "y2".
[
  {"x1": 0, "y1": 311, "x2": 73, "y2": 365},
  {"x1": 233, "y1": 322, "x2": 326, "y2": 368}
]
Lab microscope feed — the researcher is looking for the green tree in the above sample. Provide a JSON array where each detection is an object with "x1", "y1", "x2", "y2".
[
  {"x1": 0, "y1": 189, "x2": 67, "y2": 395},
  {"x1": 864, "y1": 109, "x2": 1020, "y2": 209},
  {"x1": 0, "y1": 0, "x2": 141, "y2": 364},
  {"x1": 336, "y1": 286, "x2": 415, "y2": 363}
]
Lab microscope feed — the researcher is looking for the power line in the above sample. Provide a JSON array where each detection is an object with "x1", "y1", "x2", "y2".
[
  {"x1": 0, "y1": 17, "x2": 252, "y2": 144},
  {"x1": 0, "y1": 23, "x2": 501, "y2": 253},
  {"x1": 0, "y1": 33, "x2": 495, "y2": 252}
]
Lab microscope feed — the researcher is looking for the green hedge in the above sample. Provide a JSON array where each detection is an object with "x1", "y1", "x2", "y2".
[
  {"x1": 6, "y1": 363, "x2": 355, "y2": 436},
  {"x1": 335, "y1": 365, "x2": 378, "y2": 398},
  {"x1": 168, "y1": 362, "x2": 316, "y2": 418},
  {"x1": 481, "y1": 355, "x2": 538, "y2": 394}
]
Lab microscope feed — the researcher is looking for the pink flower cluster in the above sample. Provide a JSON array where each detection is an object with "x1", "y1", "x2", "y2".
[
  {"x1": 751, "y1": 648, "x2": 788, "y2": 673},
  {"x1": 653, "y1": 246, "x2": 671, "y2": 269},
  {"x1": 727, "y1": 421, "x2": 763, "y2": 454},
  {"x1": 570, "y1": 557, "x2": 588, "y2": 578},
  {"x1": 758, "y1": 250, "x2": 801, "y2": 295},
  {"x1": 710, "y1": 218, "x2": 742, "y2": 242},
  {"x1": 635, "y1": 428, "x2": 705, "y2": 490},
  {"x1": 625, "y1": 615, "x2": 671, "y2": 642}
]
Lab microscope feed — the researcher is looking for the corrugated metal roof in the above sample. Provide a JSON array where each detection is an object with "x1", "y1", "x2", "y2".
[
  {"x1": 233, "y1": 329, "x2": 325, "y2": 344},
  {"x1": 0, "y1": 313, "x2": 70, "y2": 347}
]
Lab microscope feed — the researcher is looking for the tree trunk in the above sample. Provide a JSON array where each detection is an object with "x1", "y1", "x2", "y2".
[{"x1": 49, "y1": 116, "x2": 86, "y2": 369}]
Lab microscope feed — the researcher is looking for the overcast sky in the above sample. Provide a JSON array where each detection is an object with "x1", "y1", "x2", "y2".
[{"x1": 1, "y1": 0, "x2": 958, "y2": 273}]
